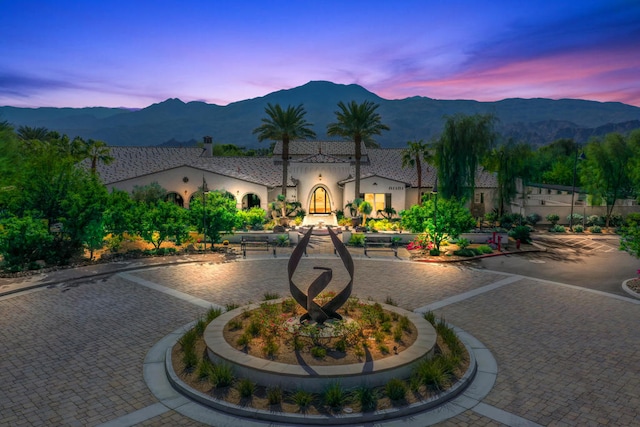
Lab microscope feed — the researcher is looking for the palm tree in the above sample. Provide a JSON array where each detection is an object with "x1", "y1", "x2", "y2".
[
  {"x1": 16, "y1": 125, "x2": 49, "y2": 141},
  {"x1": 402, "y1": 139, "x2": 433, "y2": 206},
  {"x1": 253, "y1": 103, "x2": 316, "y2": 198},
  {"x1": 327, "y1": 100, "x2": 389, "y2": 199},
  {"x1": 81, "y1": 139, "x2": 114, "y2": 172}
]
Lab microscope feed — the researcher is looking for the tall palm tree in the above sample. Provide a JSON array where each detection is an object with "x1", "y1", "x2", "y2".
[
  {"x1": 16, "y1": 125, "x2": 50, "y2": 141},
  {"x1": 402, "y1": 139, "x2": 433, "y2": 206},
  {"x1": 327, "y1": 100, "x2": 389, "y2": 199},
  {"x1": 81, "y1": 139, "x2": 114, "y2": 172},
  {"x1": 253, "y1": 103, "x2": 316, "y2": 199}
]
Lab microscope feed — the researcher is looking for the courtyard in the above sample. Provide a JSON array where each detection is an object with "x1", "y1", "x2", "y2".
[{"x1": 1, "y1": 238, "x2": 639, "y2": 426}]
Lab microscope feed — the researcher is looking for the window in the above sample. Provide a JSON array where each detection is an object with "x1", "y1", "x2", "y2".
[
  {"x1": 364, "y1": 193, "x2": 389, "y2": 214},
  {"x1": 309, "y1": 187, "x2": 331, "y2": 214},
  {"x1": 474, "y1": 192, "x2": 484, "y2": 204}
]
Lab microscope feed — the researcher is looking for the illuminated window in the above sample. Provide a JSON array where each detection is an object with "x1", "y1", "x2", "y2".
[
  {"x1": 309, "y1": 187, "x2": 330, "y2": 213},
  {"x1": 364, "y1": 193, "x2": 388, "y2": 214}
]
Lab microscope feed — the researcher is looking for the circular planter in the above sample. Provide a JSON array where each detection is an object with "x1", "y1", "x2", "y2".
[{"x1": 203, "y1": 299, "x2": 436, "y2": 393}]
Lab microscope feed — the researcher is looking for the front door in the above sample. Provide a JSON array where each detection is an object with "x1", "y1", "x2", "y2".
[{"x1": 309, "y1": 187, "x2": 331, "y2": 214}]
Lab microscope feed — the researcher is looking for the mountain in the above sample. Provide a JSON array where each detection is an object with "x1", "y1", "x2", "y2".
[{"x1": 2, "y1": 81, "x2": 639, "y2": 148}]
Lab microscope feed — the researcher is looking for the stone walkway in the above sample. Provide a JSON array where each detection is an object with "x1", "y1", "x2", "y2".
[{"x1": 1, "y1": 239, "x2": 639, "y2": 426}]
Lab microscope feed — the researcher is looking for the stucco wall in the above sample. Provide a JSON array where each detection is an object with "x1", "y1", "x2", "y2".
[{"x1": 342, "y1": 176, "x2": 407, "y2": 217}]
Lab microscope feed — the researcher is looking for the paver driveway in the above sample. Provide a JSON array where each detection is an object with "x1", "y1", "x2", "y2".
[{"x1": 1, "y1": 253, "x2": 639, "y2": 426}]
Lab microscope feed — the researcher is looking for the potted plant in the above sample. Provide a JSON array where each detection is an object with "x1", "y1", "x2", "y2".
[{"x1": 346, "y1": 198, "x2": 363, "y2": 227}]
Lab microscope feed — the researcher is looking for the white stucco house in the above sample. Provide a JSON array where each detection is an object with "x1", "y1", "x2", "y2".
[{"x1": 96, "y1": 139, "x2": 499, "y2": 225}]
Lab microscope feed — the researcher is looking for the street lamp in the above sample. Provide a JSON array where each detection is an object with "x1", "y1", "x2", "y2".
[
  {"x1": 202, "y1": 176, "x2": 209, "y2": 251},
  {"x1": 569, "y1": 148, "x2": 586, "y2": 232},
  {"x1": 432, "y1": 178, "x2": 438, "y2": 252}
]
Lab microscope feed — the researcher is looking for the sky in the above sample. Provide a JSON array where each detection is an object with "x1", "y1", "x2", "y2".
[{"x1": 1, "y1": 0, "x2": 639, "y2": 109}]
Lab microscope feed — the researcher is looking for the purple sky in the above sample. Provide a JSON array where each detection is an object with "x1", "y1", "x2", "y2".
[{"x1": 1, "y1": 0, "x2": 639, "y2": 108}]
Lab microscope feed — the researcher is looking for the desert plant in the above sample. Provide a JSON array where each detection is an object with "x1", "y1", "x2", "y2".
[
  {"x1": 266, "y1": 386, "x2": 283, "y2": 405},
  {"x1": 238, "y1": 378, "x2": 255, "y2": 398},
  {"x1": 456, "y1": 237, "x2": 470, "y2": 249},
  {"x1": 509, "y1": 225, "x2": 531, "y2": 243},
  {"x1": 206, "y1": 306, "x2": 223, "y2": 322},
  {"x1": 550, "y1": 224, "x2": 566, "y2": 232},
  {"x1": 413, "y1": 357, "x2": 448, "y2": 391},
  {"x1": 323, "y1": 382, "x2": 346, "y2": 409},
  {"x1": 236, "y1": 332, "x2": 251, "y2": 347},
  {"x1": 194, "y1": 317, "x2": 207, "y2": 336},
  {"x1": 348, "y1": 233, "x2": 365, "y2": 247},
  {"x1": 276, "y1": 234, "x2": 290, "y2": 247},
  {"x1": 212, "y1": 363, "x2": 234, "y2": 387},
  {"x1": 263, "y1": 291, "x2": 280, "y2": 300},
  {"x1": 353, "y1": 386, "x2": 377, "y2": 411},
  {"x1": 424, "y1": 311, "x2": 436, "y2": 326},
  {"x1": 262, "y1": 339, "x2": 279, "y2": 359},
  {"x1": 590, "y1": 225, "x2": 602, "y2": 233},
  {"x1": 385, "y1": 378, "x2": 407, "y2": 401},
  {"x1": 526, "y1": 213, "x2": 541, "y2": 226},
  {"x1": 182, "y1": 348, "x2": 198, "y2": 370},
  {"x1": 546, "y1": 213, "x2": 560, "y2": 226},
  {"x1": 358, "y1": 200, "x2": 373, "y2": 225},
  {"x1": 291, "y1": 389, "x2": 314, "y2": 410},
  {"x1": 574, "y1": 224, "x2": 584, "y2": 233},
  {"x1": 179, "y1": 328, "x2": 198, "y2": 351},
  {"x1": 311, "y1": 346, "x2": 327, "y2": 359},
  {"x1": 196, "y1": 358, "x2": 214, "y2": 380},
  {"x1": 477, "y1": 244, "x2": 493, "y2": 254}
]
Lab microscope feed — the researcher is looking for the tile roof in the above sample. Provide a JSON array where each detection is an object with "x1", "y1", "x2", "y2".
[
  {"x1": 97, "y1": 145, "x2": 497, "y2": 189},
  {"x1": 272, "y1": 140, "x2": 368, "y2": 157}
]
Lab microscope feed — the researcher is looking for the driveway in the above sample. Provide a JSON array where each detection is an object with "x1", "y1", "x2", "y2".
[{"x1": 1, "y1": 248, "x2": 639, "y2": 426}]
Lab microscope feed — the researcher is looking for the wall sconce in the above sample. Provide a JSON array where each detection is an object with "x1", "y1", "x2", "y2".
[
  {"x1": 318, "y1": 173, "x2": 322, "y2": 181},
  {"x1": 184, "y1": 190, "x2": 188, "y2": 195}
]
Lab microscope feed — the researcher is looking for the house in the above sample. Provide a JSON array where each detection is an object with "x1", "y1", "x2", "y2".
[{"x1": 96, "y1": 139, "x2": 499, "y2": 224}]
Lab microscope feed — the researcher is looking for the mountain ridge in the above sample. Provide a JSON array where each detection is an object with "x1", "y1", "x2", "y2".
[{"x1": 1, "y1": 80, "x2": 639, "y2": 148}]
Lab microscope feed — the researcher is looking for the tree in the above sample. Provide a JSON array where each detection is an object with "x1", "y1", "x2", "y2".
[
  {"x1": 189, "y1": 190, "x2": 238, "y2": 244},
  {"x1": 132, "y1": 182, "x2": 167, "y2": 204},
  {"x1": 358, "y1": 200, "x2": 373, "y2": 226},
  {"x1": 484, "y1": 141, "x2": 534, "y2": 217},
  {"x1": 434, "y1": 114, "x2": 496, "y2": 201},
  {"x1": 253, "y1": 103, "x2": 316, "y2": 198},
  {"x1": 81, "y1": 139, "x2": 114, "y2": 172},
  {"x1": 582, "y1": 132, "x2": 635, "y2": 228},
  {"x1": 0, "y1": 215, "x2": 53, "y2": 270},
  {"x1": 400, "y1": 197, "x2": 475, "y2": 252},
  {"x1": 620, "y1": 213, "x2": 640, "y2": 259},
  {"x1": 402, "y1": 139, "x2": 433, "y2": 206},
  {"x1": 138, "y1": 200, "x2": 189, "y2": 249},
  {"x1": 16, "y1": 125, "x2": 49, "y2": 142},
  {"x1": 327, "y1": 100, "x2": 390, "y2": 199}
]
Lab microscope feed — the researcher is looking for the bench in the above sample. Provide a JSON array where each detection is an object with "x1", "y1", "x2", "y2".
[
  {"x1": 240, "y1": 236, "x2": 276, "y2": 258},
  {"x1": 364, "y1": 235, "x2": 399, "y2": 257}
]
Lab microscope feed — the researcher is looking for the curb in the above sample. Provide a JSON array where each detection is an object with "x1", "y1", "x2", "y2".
[
  {"x1": 413, "y1": 248, "x2": 542, "y2": 263},
  {"x1": 152, "y1": 322, "x2": 493, "y2": 425},
  {"x1": 622, "y1": 278, "x2": 640, "y2": 299}
]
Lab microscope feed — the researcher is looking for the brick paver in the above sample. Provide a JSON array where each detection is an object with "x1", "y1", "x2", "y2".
[{"x1": 1, "y1": 242, "x2": 639, "y2": 426}]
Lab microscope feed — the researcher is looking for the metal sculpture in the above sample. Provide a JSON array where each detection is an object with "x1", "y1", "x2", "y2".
[{"x1": 288, "y1": 227, "x2": 354, "y2": 324}]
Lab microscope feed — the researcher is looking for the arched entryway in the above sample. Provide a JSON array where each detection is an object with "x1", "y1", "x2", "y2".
[
  {"x1": 309, "y1": 186, "x2": 331, "y2": 214},
  {"x1": 242, "y1": 193, "x2": 261, "y2": 210},
  {"x1": 165, "y1": 192, "x2": 184, "y2": 208}
]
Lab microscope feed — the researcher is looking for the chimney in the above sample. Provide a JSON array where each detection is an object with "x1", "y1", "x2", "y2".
[{"x1": 203, "y1": 136, "x2": 213, "y2": 157}]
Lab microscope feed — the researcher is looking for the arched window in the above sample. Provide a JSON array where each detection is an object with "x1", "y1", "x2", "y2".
[
  {"x1": 165, "y1": 192, "x2": 184, "y2": 208},
  {"x1": 309, "y1": 187, "x2": 331, "y2": 214},
  {"x1": 242, "y1": 193, "x2": 261, "y2": 209}
]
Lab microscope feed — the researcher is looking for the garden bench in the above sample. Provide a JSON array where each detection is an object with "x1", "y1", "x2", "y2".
[
  {"x1": 364, "y1": 235, "x2": 398, "y2": 257},
  {"x1": 240, "y1": 236, "x2": 276, "y2": 258}
]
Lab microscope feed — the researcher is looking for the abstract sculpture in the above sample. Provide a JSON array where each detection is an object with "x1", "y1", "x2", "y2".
[{"x1": 288, "y1": 227, "x2": 354, "y2": 324}]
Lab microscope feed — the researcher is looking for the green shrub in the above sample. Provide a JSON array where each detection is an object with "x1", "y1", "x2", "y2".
[
  {"x1": 238, "y1": 378, "x2": 255, "y2": 398},
  {"x1": 236, "y1": 332, "x2": 251, "y2": 347},
  {"x1": 567, "y1": 213, "x2": 583, "y2": 225},
  {"x1": 206, "y1": 306, "x2": 223, "y2": 322},
  {"x1": 212, "y1": 363, "x2": 234, "y2": 387},
  {"x1": 266, "y1": 386, "x2": 282, "y2": 405},
  {"x1": 323, "y1": 382, "x2": 345, "y2": 409},
  {"x1": 194, "y1": 317, "x2": 207, "y2": 336},
  {"x1": 385, "y1": 378, "x2": 407, "y2": 401},
  {"x1": 573, "y1": 224, "x2": 584, "y2": 233},
  {"x1": 453, "y1": 248, "x2": 477, "y2": 257},
  {"x1": 509, "y1": 225, "x2": 531, "y2": 243},
  {"x1": 456, "y1": 237, "x2": 470, "y2": 249},
  {"x1": 291, "y1": 389, "x2": 314, "y2": 409},
  {"x1": 413, "y1": 357, "x2": 448, "y2": 391},
  {"x1": 311, "y1": 346, "x2": 327, "y2": 359},
  {"x1": 477, "y1": 244, "x2": 493, "y2": 254},
  {"x1": 526, "y1": 213, "x2": 541, "y2": 226},
  {"x1": 262, "y1": 339, "x2": 279, "y2": 359},
  {"x1": 550, "y1": 224, "x2": 566, "y2": 233},
  {"x1": 276, "y1": 234, "x2": 289, "y2": 247},
  {"x1": 348, "y1": 233, "x2": 365, "y2": 247},
  {"x1": 587, "y1": 215, "x2": 604, "y2": 227},
  {"x1": 182, "y1": 348, "x2": 198, "y2": 370},
  {"x1": 429, "y1": 248, "x2": 440, "y2": 256},
  {"x1": 196, "y1": 358, "x2": 214, "y2": 380},
  {"x1": 179, "y1": 328, "x2": 198, "y2": 351},
  {"x1": 590, "y1": 225, "x2": 602, "y2": 233},
  {"x1": 353, "y1": 386, "x2": 377, "y2": 411},
  {"x1": 546, "y1": 214, "x2": 560, "y2": 226}
]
